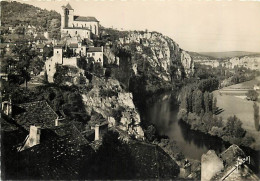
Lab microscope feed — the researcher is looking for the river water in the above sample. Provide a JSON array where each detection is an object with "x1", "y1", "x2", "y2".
[{"x1": 140, "y1": 92, "x2": 259, "y2": 174}]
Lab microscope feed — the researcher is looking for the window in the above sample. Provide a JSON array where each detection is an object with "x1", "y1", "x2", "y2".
[
  {"x1": 92, "y1": 53, "x2": 95, "y2": 56},
  {"x1": 67, "y1": 31, "x2": 68, "y2": 34},
  {"x1": 66, "y1": 9, "x2": 69, "y2": 15},
  {"x1": 57, "y1": 51, "x2": 58, "y2": 53},
  {"x1": 49, "y1": 65, "x2": 50, "y2": 67},
  {"x1": 88, "y1": 54, "x2": 90, "y2": 57},
  {"x1": 49, "y1": 69, "x2": 50, "y2": 71},
  {"x1": 75, "y1": 31, "x2": 77, "y2": 34}
]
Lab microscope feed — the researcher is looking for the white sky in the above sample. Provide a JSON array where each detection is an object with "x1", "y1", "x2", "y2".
[{"x1": 15, "y1": 0, "x2": 260, "y2": 52}]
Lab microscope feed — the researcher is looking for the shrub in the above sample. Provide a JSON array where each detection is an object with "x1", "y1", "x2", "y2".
[
  {"x1": 246, "y1": 90, "x2": 259, "y2": 101},
  {"x1": 253, "y1": 102, "x2": 259, "y2": 131}
]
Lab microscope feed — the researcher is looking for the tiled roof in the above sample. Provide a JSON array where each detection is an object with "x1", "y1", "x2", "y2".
[
  {"x1": 87, "y1": 47, "x2": 102, "y2": 52},
  {"x1": 74, "y1": 16, "x2": 99, "y2": 22},
  {"x1": 17, "y1": 128, "x2": 93, "y2": 179},
  {"x1": 128, "y1": 141, "x2": 180, "y2": 179},
  {"x1": 13, "y1": 101, "x2": 58, "y2": 131}
]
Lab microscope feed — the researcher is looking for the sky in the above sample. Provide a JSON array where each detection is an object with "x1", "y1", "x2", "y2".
[{"x1": 15, "y1": 0, "x2": 260, "y2": 53}]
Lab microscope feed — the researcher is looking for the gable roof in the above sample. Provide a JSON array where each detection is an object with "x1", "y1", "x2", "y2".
[
  {"x1": 74, "y1": 16, "x2": 99, "y2": 22},
  {"x1": 13, "y1": 101, "x2": 59, "y2": 131}
]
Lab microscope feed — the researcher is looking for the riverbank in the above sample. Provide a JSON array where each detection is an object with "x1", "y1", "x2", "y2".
[{"x1": 213, "y1": 77, "x2": 260, "y2": 150}]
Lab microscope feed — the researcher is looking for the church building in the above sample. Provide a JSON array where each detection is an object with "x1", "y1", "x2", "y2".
[{"x1": 61, "y1": 3, "x2": 99, "y2": 39}]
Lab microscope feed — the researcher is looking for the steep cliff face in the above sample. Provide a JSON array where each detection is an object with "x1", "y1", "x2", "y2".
[
  {"x1": 104, "y1": 30, "x2": 195, "y2": 82},
  {"x1": 192, "y1": 52, "x2": 260, "y2": 70}
]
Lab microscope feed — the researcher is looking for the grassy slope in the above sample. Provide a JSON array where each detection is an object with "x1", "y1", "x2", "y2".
[{"x1": 213, "y1": 77, "x2": 260, "y2": 150}]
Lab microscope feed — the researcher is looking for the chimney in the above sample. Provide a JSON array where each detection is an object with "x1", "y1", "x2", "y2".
[
  {"x1": 1, "y1": 98, "x2": 12, "y2": 116},
  {"x1": 55, "y1": 118, "x2": 59, "y2": 126},
  {"x1": 28, "y1": 125, "x2": 41, "y2": 147},
  {"x1": 94, "y1": 124, "x2": 100, "y2": 141}
]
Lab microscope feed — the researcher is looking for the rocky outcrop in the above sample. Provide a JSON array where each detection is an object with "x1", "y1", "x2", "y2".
[
  {"x1": 104, "y1": 30, "x2": 195, "y2": 82},
  {"x1": 81, "y1": 76, "x2": 144, "y2": 139},
  {"x1": 181, "y1": 51, "x2": 194, "y2": 77}
]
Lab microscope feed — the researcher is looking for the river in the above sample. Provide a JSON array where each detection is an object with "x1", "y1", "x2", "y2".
[{"x1": 139, "y1": 92, "x2": 259, "y2": 174}]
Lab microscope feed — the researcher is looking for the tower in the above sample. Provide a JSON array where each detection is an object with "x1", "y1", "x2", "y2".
[{"x1": 61, "y1": 3, "x2": 74, "y2": 29}]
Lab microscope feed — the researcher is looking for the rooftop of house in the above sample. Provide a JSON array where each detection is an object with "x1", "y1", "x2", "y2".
[
  {"x1": 13, "y1": 101, "x2": 59, "y2": 131},
  {"x1": 128, "y1": 141, "x2": 180, "y2": 179},
  {"x1": 87, "y1": 47, "x2": 102, "y2": 52},
  {"x1": 63, "y1": 27, "x2": 90, "y2": 30},
  {"x1": 15, "y1": 124, "x2": 92, "y2": 179},
  {"x1": 74, "y1": 16, "x2": 99, "y2": 22}
]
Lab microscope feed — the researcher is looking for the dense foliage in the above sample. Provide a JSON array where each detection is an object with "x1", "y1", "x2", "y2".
[
  {"x1": 253, "y1": 102, "x2": 259, "y2": 131},
  {"x1": 1, "y1": 1, "x2": 61, "y2": 39},
  {"x1": 178, "y1": 78, "x2": 254, "y2": 147}
]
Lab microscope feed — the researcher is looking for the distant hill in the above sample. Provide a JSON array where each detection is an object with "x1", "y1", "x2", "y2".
[
  {"x1": 188, "y1": 52, "x2": 216, "y2": 60},
  {"x1": 197, "y1": 51, "x2": 260, "y2": 59},
  {"x1": 1, "y1": 1, "x2": 61, "y2": 39}
]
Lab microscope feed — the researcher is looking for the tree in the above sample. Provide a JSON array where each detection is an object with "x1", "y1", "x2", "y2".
[
  {"x1": 246, "y1": 90, "x2": 259, "y2": 101},
  {"x1": 29, "y1": 57, "x2": 45, "y2": 76},
  {"x1": 53, "y1": 65, "x2": 69, "y2": 85},
  {"x1": 253, "y1": 102, "x2": 259, "y2": 131},
  {"x1": 11, "y1": 43, "x2": 37, "y2": 88},
  {"x1": 212, "y1": 97, "x2": 217, "y2": 114},
  {"x1": 203, "y1": 91, "x2": 210, "y2": 113},
  {"x1": 225, "y1": 115, "x2": 245, "y2": 138}
]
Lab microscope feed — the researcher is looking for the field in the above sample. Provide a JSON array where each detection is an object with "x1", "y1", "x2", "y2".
[{"x1": 213, "y1": 77, "x2": 260, "y2": 150}]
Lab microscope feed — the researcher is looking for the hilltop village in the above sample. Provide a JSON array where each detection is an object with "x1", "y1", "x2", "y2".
[{"x1": 1, "y1": 1, "x2": 260, "y2": 180}]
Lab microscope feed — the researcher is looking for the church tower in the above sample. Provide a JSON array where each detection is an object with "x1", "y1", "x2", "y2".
[{"x1": 61, "y1": 3, "x2": 74, "y2": 29}]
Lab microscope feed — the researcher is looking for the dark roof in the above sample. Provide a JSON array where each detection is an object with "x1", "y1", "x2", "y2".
[
  {"x1": 74, "y1": 16, "x2": 99, "y2": 22},
  {"x1": 13, "y1": 101, "x2": 58, "y2": 131},
  {"x1": 87, "y1": 47, "x2": 102, "y2": 52},
  {"x1": 18, "y1": 137, "x2": 92, "y2": 179},
  {"x1": 128, "y1": 141, "x2": 180, "y2": 179},
  {"x1": 63, "y1": 27, "x2": 90, "y2": 30},
  {"x1": 12, "y1": 123, "x2": 92, "y2": 180},
  {"x1": 62, "y1": 3, "x2": 74, "y2": 10}
]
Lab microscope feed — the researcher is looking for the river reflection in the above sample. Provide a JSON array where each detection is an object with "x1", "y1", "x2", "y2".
[
  {"x1": 142, "y1": 93, "x2": 227, "y2": 160},
  {"x1": 141, "y1": 92, "x2": 259, "y2": 175}
]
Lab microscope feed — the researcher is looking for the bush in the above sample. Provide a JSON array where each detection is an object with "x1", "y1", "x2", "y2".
[
  {"x1": 241, "y1": 135, "x2": 255, "y2": 147},
  {"x1": 253, "y1": 102, "x2": 259, "y2": 131},
  {"x1": 246, "y1": 90, "x2": 259, "y2": 101}
]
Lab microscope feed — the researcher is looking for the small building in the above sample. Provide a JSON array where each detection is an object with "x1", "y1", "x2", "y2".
[{"x1": 86, "y1": 46, "x2": 104, "y2": 66}]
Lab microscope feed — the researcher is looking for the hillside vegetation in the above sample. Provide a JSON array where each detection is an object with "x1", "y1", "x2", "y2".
[{"x1": 1, "y1": 1, "x2": 61, "y2": 39}]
